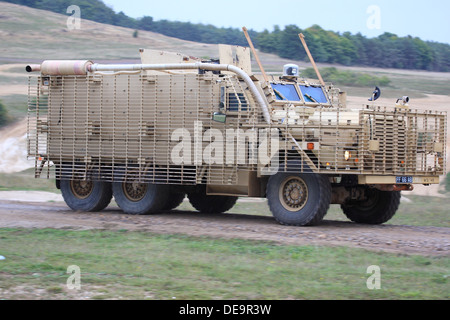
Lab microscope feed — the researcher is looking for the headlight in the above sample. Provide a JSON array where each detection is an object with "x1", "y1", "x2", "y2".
[{"x1": 344, "y1": 150, "x2": 351, "y2": 161}]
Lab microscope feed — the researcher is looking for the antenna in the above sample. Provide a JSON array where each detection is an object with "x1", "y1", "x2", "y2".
[
  {"x1": 298, "y1": 33, "x2": 325, "y2": 87},
  {"x1": 242, "y1": 26, "x2": 269, "y2": 83}
]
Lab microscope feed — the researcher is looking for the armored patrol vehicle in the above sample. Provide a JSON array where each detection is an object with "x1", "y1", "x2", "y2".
[{"x1": 26, "y1": 43, "x2": 446, "y2": 226}]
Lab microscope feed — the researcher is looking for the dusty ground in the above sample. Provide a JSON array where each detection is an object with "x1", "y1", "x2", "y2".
[{"x1": 0, "y1": 195, "x2": 448, "y2": 257}]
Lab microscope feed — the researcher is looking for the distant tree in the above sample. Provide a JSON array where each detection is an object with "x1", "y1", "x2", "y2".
[
  {"x1": 0, "y1": 100, "x2": 9, "y2": 127},
  {"x1": 113, "y1": 11, "x2": 137, "y2": 28},
  {"x1": 257, "y1": 29, "x2": 277, "y2": 53},
  {"x1": 277, "y1": 25, "x2": 303, "y2": 60},
  {"x1": 138, "y1": 16, "x2": 154, "y2": 31}
]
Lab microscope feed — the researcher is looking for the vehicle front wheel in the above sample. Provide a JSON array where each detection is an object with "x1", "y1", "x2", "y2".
[{"x1": 267, "y1": 172, "x2": 331, "y2": 226}]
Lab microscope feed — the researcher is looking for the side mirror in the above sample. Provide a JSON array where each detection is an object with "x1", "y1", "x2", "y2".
[
  {"x1": 368, "y1": 87, "x2": 381, "y2": 101},
  {"x1": 212, "y1": 112, "x2": 226, "y2": 123}
]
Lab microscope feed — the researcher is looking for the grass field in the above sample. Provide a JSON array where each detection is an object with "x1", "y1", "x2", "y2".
[
  {"x1": 0, "y1": 169, "x2": 59, "y2": 193},
  {"x1": 0, "y1": 228, "x2": 448, "y2": 300},
  {"x1": 0, "y1": 169, "x2": 448, "y2": 300}
]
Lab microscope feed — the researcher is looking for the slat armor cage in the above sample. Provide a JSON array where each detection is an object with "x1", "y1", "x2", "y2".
[{"x1": 27, "y1": 72, "x2": 446, "y2": 188}]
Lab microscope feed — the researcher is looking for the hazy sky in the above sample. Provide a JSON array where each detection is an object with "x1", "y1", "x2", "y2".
[{"x1": 103, "y1": 0, "x2": 450, "y2": 44}]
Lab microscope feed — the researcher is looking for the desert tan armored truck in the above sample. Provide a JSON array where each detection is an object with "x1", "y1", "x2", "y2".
[{"x1": 26, "y1": 44, "x2": 446, "y2": 226}]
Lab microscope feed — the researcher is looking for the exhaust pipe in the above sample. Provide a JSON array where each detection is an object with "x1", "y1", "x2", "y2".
[{"x1": 25, "y1": 64, "x2": 41, "y2": 73}]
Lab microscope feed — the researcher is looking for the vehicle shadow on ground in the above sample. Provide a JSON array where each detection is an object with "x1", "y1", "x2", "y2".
[{"x1": 100, "y1": 205, "x2": 363, "y2": 229}]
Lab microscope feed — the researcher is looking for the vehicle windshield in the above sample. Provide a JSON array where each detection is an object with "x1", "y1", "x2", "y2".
[
  {"x1": 271, "y1": 83, "x2": 328, "y2": 104},
  {"x1": 271, "y1": 84, "x2": 300, "y2": 101},
  {"x1": 298, "y1": 85, "x2": 328, "y2": 104}
]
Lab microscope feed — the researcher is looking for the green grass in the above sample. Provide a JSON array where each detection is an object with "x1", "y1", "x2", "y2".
[
  {"x1": 0, "y1": 228, "x2": 448, "y2": 300},
  {"x1": 341, "y1": 71, "x2": 450, "y2": 98},
  {"x1": 178, "y1": 195, "x2": 450, "y2": 228},
  {"x1": 0, "y1": 168, "x2": 59, "y2": 193},
  {"x1": 388, "y1": 74, "x2": 450, "y2": 96},
  {"x1": 389, "y1": 196, "x2": 450, "y2": 227}
]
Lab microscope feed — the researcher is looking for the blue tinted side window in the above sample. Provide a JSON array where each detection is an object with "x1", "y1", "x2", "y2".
[
  {"x1": 271, "y1": 84, "x2": 301, "y2": 101},
  {"x1": 299, "y1": 85, "x2": 328, "y2": 103}
]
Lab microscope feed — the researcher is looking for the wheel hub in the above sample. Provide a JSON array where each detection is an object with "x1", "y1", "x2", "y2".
[
  {"x1": 123, "y1": 181, "x2": 148, "y2": 202},
  {"x1": 70, "y1": 180, "x2": 94, "y2": 199},
  {"x1": 279, "y1": 177, "x2": 308, "y2": 212}
]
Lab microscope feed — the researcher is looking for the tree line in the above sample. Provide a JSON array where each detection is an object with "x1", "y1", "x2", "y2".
[
  {"x1": 258, "y1": 25, "x2": 450, "y2": 71},
  {"x1": 3, "y1": 0, "x2": 450, "y2": 72}
]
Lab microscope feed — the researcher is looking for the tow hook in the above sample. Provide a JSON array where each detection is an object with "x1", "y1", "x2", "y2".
[{"x1": 393, "y1": 184, "x2": 414, "y2": 192}]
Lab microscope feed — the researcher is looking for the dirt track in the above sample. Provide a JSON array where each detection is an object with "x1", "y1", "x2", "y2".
[{"x1": 0, "y1": 199, "x2": 448, "y2": 257}]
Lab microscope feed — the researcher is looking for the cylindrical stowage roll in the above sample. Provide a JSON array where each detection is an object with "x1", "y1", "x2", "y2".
[{"x1": 40, "y1": 60, "x2": 93, "y2": 75}]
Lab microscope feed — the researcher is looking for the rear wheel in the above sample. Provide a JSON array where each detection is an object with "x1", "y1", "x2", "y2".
[
  {"x1": 341, "y1": 188, "x2": 401, "y2": 224},
  {"x1": 188, "y1": 192, "x2": 237, "y2": 214},
  {"x1": 60, "y1": 179, "x2": 112, "y2": 212},
  {"x1": 112, "y1": 181, "x2": 168, "y2": 215},
  {"x1": 267, "y1": 172, "x2": 331, "y2": 226}
]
